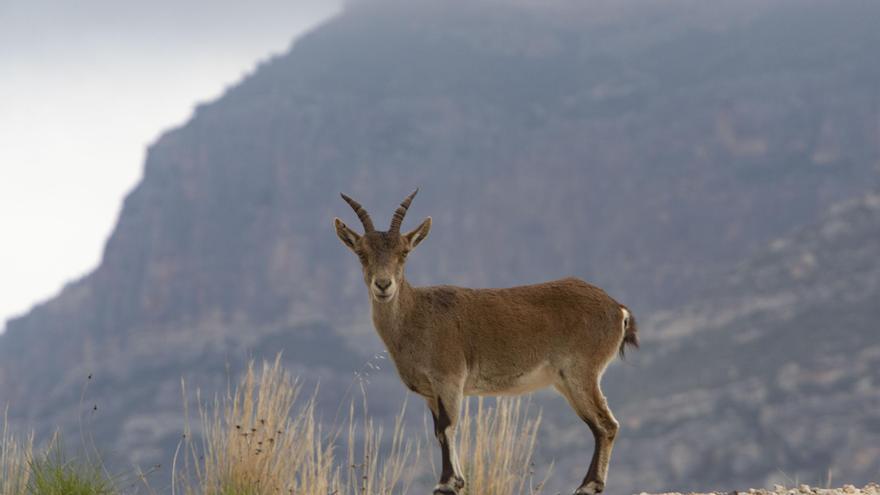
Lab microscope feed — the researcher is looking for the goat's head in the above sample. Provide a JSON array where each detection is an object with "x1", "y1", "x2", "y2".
[{"x1": 334, "y1": 189, "x2": 431, "y2": 303}]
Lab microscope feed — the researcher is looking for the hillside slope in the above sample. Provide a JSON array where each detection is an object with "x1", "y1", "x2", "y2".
[{"x1": 595, "y1": 192, "x2": 880, "y2": 493}]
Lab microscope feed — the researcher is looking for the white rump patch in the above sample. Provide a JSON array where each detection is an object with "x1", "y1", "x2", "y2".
[{"x1": 621, "y1": 307, "x2": 630, "y2": 335}]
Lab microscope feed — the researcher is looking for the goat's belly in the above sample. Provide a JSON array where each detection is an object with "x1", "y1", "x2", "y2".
[{"x1": 464, "y1": 363, "x2": 555, "y2": 396}]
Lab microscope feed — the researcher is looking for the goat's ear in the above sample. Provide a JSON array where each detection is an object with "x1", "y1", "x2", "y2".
[
  {"x1": 404, "y1": 217, "x2": 431, "y2": 251},
  {"x1": 334, "y1": 218, "x2": 361, "y2": 252}
]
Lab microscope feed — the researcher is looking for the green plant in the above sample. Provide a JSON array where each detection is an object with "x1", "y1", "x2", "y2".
[{"x1": 27, "y1": 436, "x2": 116, "y2": 495}]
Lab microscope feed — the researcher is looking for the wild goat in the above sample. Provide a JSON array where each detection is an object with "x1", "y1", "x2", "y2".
[{"x1": 334, "y1": 190, "x2": 638, "y2": 495}]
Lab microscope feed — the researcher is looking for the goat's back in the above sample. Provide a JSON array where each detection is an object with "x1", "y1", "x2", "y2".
[{"x1": 415, "y1": 277, "x2": 626, "y2": 380}]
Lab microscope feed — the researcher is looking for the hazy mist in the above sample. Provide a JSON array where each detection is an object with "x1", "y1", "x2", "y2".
[{"x1": 0, "y1": 0, "x2": 339, "y2": 329}]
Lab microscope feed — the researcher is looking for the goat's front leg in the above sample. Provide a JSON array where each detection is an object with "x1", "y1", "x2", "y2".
[{"x1": 426, "y1": 386, "x2": 465, "y2": 495}]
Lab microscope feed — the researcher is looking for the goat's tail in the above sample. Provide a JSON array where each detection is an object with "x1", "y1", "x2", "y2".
[{"x1": 619, "y1": 305, "x2": 639, "y2": 359}]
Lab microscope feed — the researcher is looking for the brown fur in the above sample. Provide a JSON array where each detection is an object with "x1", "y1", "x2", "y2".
[{"x1": 334, "y1": 191, "x2": 637, "y2": 495}]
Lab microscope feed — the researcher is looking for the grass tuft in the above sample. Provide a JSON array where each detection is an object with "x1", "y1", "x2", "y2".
[
  {"x1": 26, "y1": 435, "x2": 117, "y2": 495},
  {"x1": 456, "y1": 397, "x2": 546, "y2": 495},
  {"x1": 2, "y1": 408, "x2": 33, "y2": 495},
  {"x1": 178, "y1": 355, "x2": 418, "y2": 495}
]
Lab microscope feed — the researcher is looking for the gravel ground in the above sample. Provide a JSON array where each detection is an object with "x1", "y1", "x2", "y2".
[{"x1": 638, "y1": 483, "x2": 880, "y2": 495}]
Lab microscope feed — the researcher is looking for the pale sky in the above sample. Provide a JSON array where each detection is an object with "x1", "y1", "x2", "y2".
[{"x1": 0, "y1": 1, "x2": 341, "y2": 330}]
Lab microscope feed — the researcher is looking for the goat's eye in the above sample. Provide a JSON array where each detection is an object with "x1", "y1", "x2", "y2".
[{"x1": 357, "y1": 252, "x2": 368, "y2": 264}]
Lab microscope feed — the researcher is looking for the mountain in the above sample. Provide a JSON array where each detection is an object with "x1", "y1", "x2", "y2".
[
  {"x1": 2, "y1": 0, "x2": 879, "y2": 492},
  {"x1": 596, "y1": 192, "x2": 880, "y2": 493}
]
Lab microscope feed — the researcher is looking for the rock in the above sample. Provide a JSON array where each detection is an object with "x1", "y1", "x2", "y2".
[{"x1": 634, "y1": 487, "x2": 880, "y2": 495}]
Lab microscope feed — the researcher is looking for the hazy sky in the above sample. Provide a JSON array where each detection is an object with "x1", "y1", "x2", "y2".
[{"x1": 0, "y1": 1, "x2": 341, "y2": 330}]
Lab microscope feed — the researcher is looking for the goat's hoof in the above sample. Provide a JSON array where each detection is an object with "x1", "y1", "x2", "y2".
[
  {"x1": 575, "y1": 480, "x2": 605, "y2": 495},
  {"x1": 452, "y1": 475, "x2": 465, "y2": 490},
  {"x1": 433, "y1": 476, "x2": 465, "y2": 495}
]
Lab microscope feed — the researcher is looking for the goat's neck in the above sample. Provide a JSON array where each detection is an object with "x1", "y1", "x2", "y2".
[{"x1": 370, "y1": 277, "x2": 417, "y2": 344}]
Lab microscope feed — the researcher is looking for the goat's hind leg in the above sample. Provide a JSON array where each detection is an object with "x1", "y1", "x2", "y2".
[{"x1": 555, "y1": 373, "x2": 620, "y2": 495}]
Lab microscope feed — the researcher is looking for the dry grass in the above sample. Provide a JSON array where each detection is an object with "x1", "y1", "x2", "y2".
[
  {"x1": 177, "y1": 356, "x2": 419, "y2": 495},
  {"x1": 2, "y1": 356, "x2": 545, "y2": 495},
  {"x1": 342, "y1": 399, "x2": 419, "y2": 495},
  {"x1": 2, "y1": 408, "x2": 33, "y2": 495},
  {"x1": 455, "y1": 398, "x2": 546, "y2": 495},
  {"x1": 178, "y1": 356, "x2": 333, "y2": 494},
  {"x1": 178, "y1": 356, "x2": 545, "y2": 494}
]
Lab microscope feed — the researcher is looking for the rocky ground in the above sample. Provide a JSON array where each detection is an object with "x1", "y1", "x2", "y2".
[{"x1": 640, "y1": 483, "x2": 880, "y2": 495}]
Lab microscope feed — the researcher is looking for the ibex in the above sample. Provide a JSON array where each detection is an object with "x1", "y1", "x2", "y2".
[{"x1": 334, "y1": 190, "x2": 638, "y2": 495}]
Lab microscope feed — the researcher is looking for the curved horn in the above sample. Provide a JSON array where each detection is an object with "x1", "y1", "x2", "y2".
[
  {"x1": 340, "y1": 193, "x2": 375, "y2": 232},
  {"x1": 389, "y1": 188, "x2": 419, "y2": 233}
]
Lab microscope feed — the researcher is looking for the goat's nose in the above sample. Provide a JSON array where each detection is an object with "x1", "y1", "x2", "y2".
[{"x1": 374, "y1": 279, "x2": 392, "y2": 291}]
